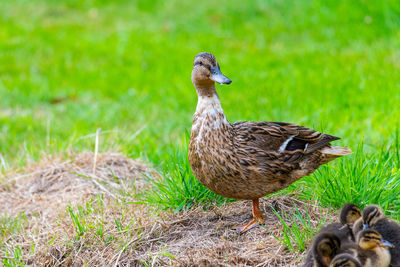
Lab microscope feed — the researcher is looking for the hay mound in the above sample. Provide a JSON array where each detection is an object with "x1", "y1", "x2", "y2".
[
  {"x1": 1, "y1": 152, "x2": 149, "y2": 218},
  {"x1": 0, "y1": 152, "x2": 331, "y2": 266}
]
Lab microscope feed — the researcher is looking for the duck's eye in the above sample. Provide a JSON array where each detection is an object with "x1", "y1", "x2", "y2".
[{"x1": 199, "y1": 61, "x2": 203, "y2": 65}]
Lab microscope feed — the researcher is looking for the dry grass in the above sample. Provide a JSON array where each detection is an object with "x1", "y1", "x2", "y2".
[
  {"x1": 1, "y1": 152, "x2": 150, "y2": 218},
  {"x1": 0, "y1": 152, "x2": 333, "y2": 266}
]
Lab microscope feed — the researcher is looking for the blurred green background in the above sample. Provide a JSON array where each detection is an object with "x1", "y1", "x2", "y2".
[
  {"x1": 1, "y1": 0, "x2": 399, "y2": 169},
  {"x1": 2, "y1": 2, "x2": 400, "y2": 264}
]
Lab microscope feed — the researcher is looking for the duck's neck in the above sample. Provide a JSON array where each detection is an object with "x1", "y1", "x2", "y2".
[
  {"x1": 194, "y1": 83, "x2": 217, "y2": 98},
  {"x1": 195, "y1": 89, "x2": 225, "y2": 119},
  {"x1": 192, "y1": 84, "x2": 230, "y2": 133}
]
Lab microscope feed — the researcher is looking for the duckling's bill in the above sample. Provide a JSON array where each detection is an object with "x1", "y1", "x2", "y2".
[
  {"x1": 380, "y1": 239, "x2": 395, "y2": 248},
  {"x1": 210, "y1": 66, "x2": 232, "y2": 85}
]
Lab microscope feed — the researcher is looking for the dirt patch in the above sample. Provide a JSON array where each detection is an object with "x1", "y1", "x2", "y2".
[{"x1": 0, "y1": 152, "x2": 332, "y2": 266}]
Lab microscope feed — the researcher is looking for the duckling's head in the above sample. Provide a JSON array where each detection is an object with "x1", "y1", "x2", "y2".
[
  {"x1": 362, "y1": 205, "x2": 384, "y2": 229},
  {"x1": 339, "y1": 203, "x2": 361, "y2": 225},
  {"x1": 357, "y1": 229, "x2": 394, "y2": 250},
  {"x1": 330, "y1": 253, "x2": 362, "y2": 267},
  {"x1": 352, "y1": 217, "x2": 363, "y2": 238},
  {"x1": 312, "y1": 232, "x2": 341, "y2": 266},
  {"x1": 191, "y1": 52, "x2": 231, "y2": 92}
]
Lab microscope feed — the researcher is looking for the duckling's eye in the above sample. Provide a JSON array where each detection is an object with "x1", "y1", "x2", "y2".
[{"x1": 199, "y1": 61, "x2": 203, "y2": 66}]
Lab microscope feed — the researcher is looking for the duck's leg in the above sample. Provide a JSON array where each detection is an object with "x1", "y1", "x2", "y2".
[{"x1": 232, "y1": 199, "x2": 265, "y2": 232}]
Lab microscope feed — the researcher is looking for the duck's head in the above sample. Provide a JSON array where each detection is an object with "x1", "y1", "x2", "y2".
[
  {"x1": 357, "y1": 229, "x2": 394, "y2": 250},
  {"x1": 362, "y1": 205, "x2": 384, "y2": 229},
  {"x1": 339, "y1": 203, "x2": 361, "y2": 225},
  {"x1": 330, "y1": 253, "x2": 362, "y2": 267},
  {"x1": 312, "y1": 232, "x2": 341, "y2": 266},
  {"x1": 191, "y1": 52, "x2": 231, "y2": 91},
  {"x1": 352, "y1": 218, "x2": 363, "y2": 237}
]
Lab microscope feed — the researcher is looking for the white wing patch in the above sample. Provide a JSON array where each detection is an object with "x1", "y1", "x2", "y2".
[
  {"x1": 279, "y1": 136, "x2": 294, "y2": 151},
  {"x1": 304, "y1": 143, "x2": 309, "y2": 152}
]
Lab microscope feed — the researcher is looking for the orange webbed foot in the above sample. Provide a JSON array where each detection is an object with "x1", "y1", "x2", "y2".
[
  {"x1": 232, "y1": 218, "x2": 262, "y2": 232},
  {"x1": 232, "y1": 199, "x2": 265, "y2": 233}
]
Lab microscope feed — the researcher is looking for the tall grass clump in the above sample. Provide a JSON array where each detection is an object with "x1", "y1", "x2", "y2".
[
  {"x1": 135, "y1": 138, "x2": 232, "y2": 212},
  {"x1": 264, "y1": 205, "x2": 327, "y2": 252},
  {"x1": 294, "y1": 138, "x2": 400, "y2": 219}
]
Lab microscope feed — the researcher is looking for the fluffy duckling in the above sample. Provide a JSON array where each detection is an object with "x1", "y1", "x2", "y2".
[
  {"x1": 320, "y1": 203, "x2": 361, "y2": 246},
  {"x1": 330, "y1": 254, "x2": 362, "y2": 267},
  {"x1": 342, "y1": 229, "x2": 393, "y2": 267},
  {"x1": 340, "y1": 204, "x2": 362, "y2": 225},
  {"x1": 360, "y1": 205, "x2": 400, "y2": 266},
  {"x1": 303, "y1": 232, "x2": 341, "y2": 267},
  {"x1": 188, "y1": 52, "x2": 352, "y2": 232},
  {"x1": 352, "y1": 218, "x2": 363, "y2": 239},
  {"x1": 362, "y1": 205, "x2": 386, "y2": 229}
]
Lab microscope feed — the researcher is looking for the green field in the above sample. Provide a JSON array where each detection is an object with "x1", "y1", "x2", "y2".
[{"x1": 1, "y1": 0, "x2": 400, "y2": 261}]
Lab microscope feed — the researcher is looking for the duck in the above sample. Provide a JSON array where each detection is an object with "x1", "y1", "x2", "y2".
[
  {"x1": 320, "y1": 203, "x2": 361, "y2": 246},
  {"x1": 340, "y1": 229, "x2": 393, "y2": 267},
  {"x1": 303, "y1": 232, "x2": 341, "y2": 267},
  {"x1": 359, "y1": 205, "x2": 400, "y2": 266},
  {"x1": 352, "y1": 218, "x2": 363, "y2": 241},
  {"x1": 339, "y1": 203, "x2": 362, "y2": 226},
  {"x1": 330, "y1": 253, "x2": 362, "y2": 267},
  {"x1": 188, "y1": 52, "x2": 352, "y2": 232}
]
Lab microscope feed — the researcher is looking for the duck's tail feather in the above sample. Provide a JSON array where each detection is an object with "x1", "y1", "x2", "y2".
[
  {"x1": 321, "y1": 146, "x2": 352, "y2": 156},
  {"x1": 320, "y1": 146, "x2": 352, "y2": 164}
]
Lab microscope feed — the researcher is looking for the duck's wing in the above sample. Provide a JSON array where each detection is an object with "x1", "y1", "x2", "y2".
[{"x1": 232, "y1": 121, "x2": 339, "y2": 154}]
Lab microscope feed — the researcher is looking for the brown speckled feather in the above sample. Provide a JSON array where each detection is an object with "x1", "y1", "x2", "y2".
[{"x1": 233, "y1": 121, "x2": 339, "y2": 153}]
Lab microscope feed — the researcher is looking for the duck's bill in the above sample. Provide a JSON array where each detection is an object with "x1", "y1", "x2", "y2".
[
  {"x1": 380, "y1": 239, "x2": 395, "y2": 248},
  {"x1": 210, "y1": 66, "x2": 232, "y2": 85}
]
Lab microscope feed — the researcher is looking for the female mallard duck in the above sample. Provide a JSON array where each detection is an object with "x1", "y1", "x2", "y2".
[
  {"x1": 330, "y1": 254, "x2": 362, "y2": 267},
  {"x1": 188, "y1": 52, "x2": 352, "y2": 232},
  {"x1": 359, "y1": 205, "x2": 400, "y2": 266},
  {"x1": 341, "y1": 229, "x2": 393, "y2": 267}
]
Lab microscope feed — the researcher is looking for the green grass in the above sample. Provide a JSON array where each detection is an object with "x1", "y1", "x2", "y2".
[
  {"x1": 66, "y1": 194, "x2": 138, "y2": 245},
  {"x1": 290, "y1": 139, "x2": 400, "y2": 219},
  {"x1": 264, "y1": 205, "x2": 328, "y2": 252},
  {"x1": 1, "y1": 0, "x2": 400, "y2": 224},
  {"x1": 0, "y1": 213, "x2": 29, "y2": 266}
]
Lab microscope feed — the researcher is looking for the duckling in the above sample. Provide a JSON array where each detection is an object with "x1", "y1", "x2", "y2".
[
  {"x1": 339, "y1": 204, "x2": 362, "y2": 225},
  {"x1": 188, "y1": 52, "x2": 352, "y2": 232},
  {"x1": 361, "y1": 205, "x2": 400, "y2": 266},
  {"x1": 352, "y1": 218, "x2": 363, "y2": 241},
  {"x1": 341, "y1": 229, "x2": 393, "y2": 267},
  {"x1": 303, "y1": 232, "x2": 341, "y2": 267},
  {"x1": 330, "y1": 254, "x2": 362, "y2": 267},
  {"x1": 320, "y1": 204, "x2": 362, "y2": 246},
  {"x1": 362, "y1": 205, "x2": 385, "y2": 229}
]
